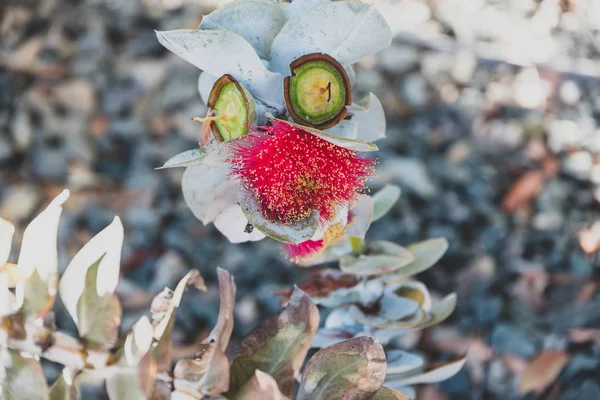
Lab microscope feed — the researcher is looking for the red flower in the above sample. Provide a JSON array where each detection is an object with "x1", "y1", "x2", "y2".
[
  {"x1": 284, "y1": 239, "x2": 325, "y2": 260},
  {"x1": 283, "y1": 212, "x2": 355, "y2": 261},
  {"x1": 231, "y1": 121, "x2": 375, "y2": 225}
]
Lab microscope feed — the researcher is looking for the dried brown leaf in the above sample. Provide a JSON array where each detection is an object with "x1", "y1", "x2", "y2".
[
  {"x1": 569, "y1": 328, "x2": 600, "y2": 344},
  {"x1": 275, "y1": 269, "x2": 360, "y2": 304},
  {"x1": 297, "y1": 336, "x2": 386, "y2": 400},
  {"x1": 173, "y1": 268, "x2": 236, "y2": 397},
  {"x1": 519, "y1": 350, "x2": 570, "y2": 395},
  {"x1": 152, "y1": 270, "x2": 206, "y2": 374},
  {"x1": 373, "y1": 386, "x2": 411, "y2": 400},
  {"x1": 227, "y1": 287, "x2": 319, "y2": 398},
  {"x1": 230, "y1": 370, "x2": 290, "y2": 400},
  {"x1": 502, "y1": 170, "x2": 545, "y2": 213}
]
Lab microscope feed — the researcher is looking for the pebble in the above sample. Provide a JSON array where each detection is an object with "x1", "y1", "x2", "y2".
[
  {"x1": 31, "y1": 145, "x2": 69, "y2": 182},
  {"x1": 399, "y1": 73, "x2": 430, "y2": 109},
  {"x1": 563, "y1": 151, "x2": 593, "y2": 180},
  {"x1": 0, "y1": 137, "x2": 14, "y2": 162},
  {"x1": 473, "y1": 296, "x2": 503, "y2": 326},
  {"x1": 235, "y1": 295, "x2": 260, "y2": 327},
  {"x1": 490, "y1": 324, "x2": 538, "y2": 358},
  {"x1": 0, "y1": 184, "x2": 41, "y2": 221},
  {"x1": 451, "y1": 51, "x2": 477, "y2": 84},
  {"x1": 11, "y1": 109, "x2": 33, "y2": 151},
  {"x1": 561, "y1": 380, "x2": 600, "y2": 400},
  {"x1": 559, "y1": 80, "x2": 581, "y2": 106},
  {"x1": 378, "y1": 157, "x2": 437, "y2": 199},
  {"x1": 548, "y1": 120, "x2": 583, "y2": 152},
  {"x1": 378, "y1": 44, "x2": 419, "y2": 74}
]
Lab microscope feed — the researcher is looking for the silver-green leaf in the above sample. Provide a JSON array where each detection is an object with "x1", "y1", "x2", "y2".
[
  {"x1": 340, "y1": 241, "x2": 415, "y2": 276},
  {"x1": 181, "y1": 165, "x2": 234, "y2": 225},
  {"x1": 199, "y1": 0, "x2": 286, "y2": 59},
  {"x1": 372, "y1": 185, "x2": 401, "y2": 222},
  {"x1": 270, "y1": 2, "x2": 392, "y2": 74},
  {"x1": 49, "y1": 370, "x2": 79, "y2": 400},
  {"x1": 155, "y1": 29, "x2": 284, "y2": 109},
  {"x1": 385, "y1": 238, "x2": 449, "y2": 282},
  {"x1": 1, "y1": 349, "x2": 49, "y2": 400},
  {"x1": 76, "y1": 255, "x2": 122, "y2": 351},
  {"x1": 15, "y1": 189, "x2": 68, "y2": 320},
  {"x1": 348, "y1": 93, "x2": 387, "y2": 143}
]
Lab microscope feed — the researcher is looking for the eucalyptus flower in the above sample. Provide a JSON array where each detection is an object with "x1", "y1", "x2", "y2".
[{"x1": 157, "y1": 0, "x2": 392, "y2": 257}]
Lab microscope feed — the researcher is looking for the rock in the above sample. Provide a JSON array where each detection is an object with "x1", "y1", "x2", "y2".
[
  {"x1": 53, "y1": 79, "x2": 97, "y2": 115},
  {"x1": 446, "y1": 140, "x2": 472, "y2": 165},
  {"x1": 562, "y1": 354, "x2": 599, "y2": 380},
  {"x1": 532, "y1": 211, "x2": 563, "y2": 231},
  {"x1": 486, "y1": 359, "x2": 512, "y2": 397},
  {"x1": 537, "y1": 180, "x2": 572, "y2": 211},
  {"x1": 235, "y1": 295, "x2": 259, "y2": 327},
  {"x1": 31, "y1": 139, "x2": 69, "y2": 182},
  {"x1": 0, "y1": 136, "x2": 14, "y2": 162},
  {"x1": 439, "y1": 366, "x2": 472, "y2": 397},
  {"x1": 451, "y1": 51, "x2": 477, "y2": 84},
  {"x1": 149, "y1": 251, "x2": 187, "y2": 292},
  {"x1": 559, "y1": 80, "x2": 581, "y2": 106},
  {"x1": 561, "y1": 380, "x2": 600, "y2": 400},
  {"x1": 490, "y1": 324, "x2": 538, "y2": 358},
  {"x1": 126, "y1": 60, "x2": 168, "y2": 91},
  {"x1": 354, "y1": 68, "x2": 385, "y2": 94},
  {"x1": 378, "y1": 44, "x2": 419, "y2": 74},
  {"x1": 568, "y1": 250, "x2": 592, "y2": 276},
  {"x1": 378, "y1": 157, "x2": 437, "y2": 199},
  {"x1": 421, "y1": 51, "x2": 454, "y2": 83},
  {"x1": 563, "y1": 151, "x2": 593, "y2": 180},
  {"x1": 512, "y1": 67, "x2": 550, "y2": 110},
  {"x1": 399, "y1": 73, "x2": 430, "y2": 109},
  {"x1": 159, "y1": 67, "x2": 203, "y2": 110},
  {"x1": 126, "y1": 206, "x2": 161, "y2": 247},
  {"x1": 11, "y1": 109, "x2": 33, "y2": 151},
  {"x1": 482, "y1": 119, "x2": 524, "y2": 150},
  {"x1": 257, "y1": 284, "x2": 287, "y2": 314},
  {"x1": 0, "y1": 184, "x2": 41, "y2": 221},
  {"x1": 473, "y1": 296, "x2": 503, "y2": 326},
  {"x1": 548, "y1": 120, "x2": 583, "y2": 152},
  {"x1": 102, "y1": 81, "x2": 140, "y2": 115}
]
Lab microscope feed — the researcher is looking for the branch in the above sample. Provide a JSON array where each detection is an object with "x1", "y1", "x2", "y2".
[{"x1": 2, "y1": 325, "x2": 110, "y2": 371}]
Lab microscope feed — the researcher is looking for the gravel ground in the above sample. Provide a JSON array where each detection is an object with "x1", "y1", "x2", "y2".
[{"x1": 2, "y1": 0, "x2": 600, "y2": 399}]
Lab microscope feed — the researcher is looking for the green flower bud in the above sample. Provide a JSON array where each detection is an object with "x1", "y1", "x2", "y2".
[
  {"x1": 284, "y1": 53, "x2": 352, "y2": 129},
  {"x1": 207, "y1": 74, "x2": 256, "y2": 142}
]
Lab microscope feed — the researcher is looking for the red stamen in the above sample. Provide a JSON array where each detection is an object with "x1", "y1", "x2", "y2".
[
  {"x1": 283, "y1": 240, "x2": 325, "y2": 260},
  {"x1": 231, "y1": 121, "x2": 375, "y2": 224},
  {"x1": 283, "y1": 221, "x2": 348, "y2": 261}
]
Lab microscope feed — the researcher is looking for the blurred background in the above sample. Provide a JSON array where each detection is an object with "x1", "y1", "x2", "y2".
[{"x1": 2, "y1": 0, "x2": 600, "y2": 399}]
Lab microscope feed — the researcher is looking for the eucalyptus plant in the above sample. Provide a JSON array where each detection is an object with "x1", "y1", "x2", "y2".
[
  {"x1": 157, "y1": 0, "x2": 391, "y2": 257},
  {"x1": 276, "y1": 185, "x2": 466, "y2": 398},
  {"x1": 0, "y1": 0, "x2": 466, "y2": 398},
  {"x1": 0, "y1": 192, "x2": 461, "y2": 400}
]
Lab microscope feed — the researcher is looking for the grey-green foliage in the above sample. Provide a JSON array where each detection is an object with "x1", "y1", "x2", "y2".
[{"x1": 0, "y1": 186, "x2": 463, "y2": 400}]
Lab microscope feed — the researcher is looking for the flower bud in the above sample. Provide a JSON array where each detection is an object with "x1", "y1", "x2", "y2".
[
  {"x1": 207, "y1": 74, "x2": 256, "y2": 142},
  {"x1": 284, "y1": 53, "x2": 352, "y2": 129}
]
